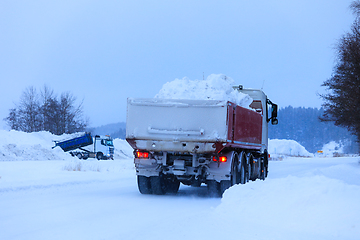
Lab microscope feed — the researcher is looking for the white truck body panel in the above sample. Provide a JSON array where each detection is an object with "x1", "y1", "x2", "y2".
[{"x1": 126, "y1": 98, "x2": 230, "y2": 152}]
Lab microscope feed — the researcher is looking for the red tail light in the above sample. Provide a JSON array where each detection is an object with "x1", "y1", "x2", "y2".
[
  {"x1": 212, "y1": 156, "x2": 227, "y2": 162},
  {"x1": 219, "y1": 156, "x2": 227, "y2": 162},
  {"x1": 136, "y1": 151, "x2": 149, "y2": 158}
]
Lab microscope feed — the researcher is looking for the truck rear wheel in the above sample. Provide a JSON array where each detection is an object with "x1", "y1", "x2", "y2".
[
  {"x1": 239, "y1": 151, "x2": 246, "y2": 184},
  {"x1": 247, "y1": 153, "x2": 255, "y2": 181},
  {"x1": 247, "y1": 162, "x2": 251, "y2": 182},
  {"x1": 220, "y1": 180, "x2": 231, "y2": 196},
  {"x1": 165, "y1": 176, "x2": 180, "y2": 194},
  {"x1": 239, "y1": 161, "x2": 246, "y2": 184},
  {"x1": 231, "y1": 152, "x2": 240, "y2": 185},
  {"x1": 150, "y1": 175, "x2": 167, "y2": 195},
  {"x1": 207, "y1": 180, "x2": 221, "y2": 198},
  {"x1": 137, "y1": 175, "x2": 152, "y2": 194}
]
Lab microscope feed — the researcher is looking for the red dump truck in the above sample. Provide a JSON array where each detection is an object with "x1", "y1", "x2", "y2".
[{"x1": 126, "y1": 86, "x2": 278, "y2": 197}]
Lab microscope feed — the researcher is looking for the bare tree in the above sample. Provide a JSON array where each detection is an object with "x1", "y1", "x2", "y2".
[
  {"x1": 40, "y1": 85, "x2": 56, "y2": 132},
  {"x1": 5, "y1": 108, "x2": 19, "y2": 130},
  {"x1": 17, "y1": 86, "x2": 41, "y2": 132},
  {"x1": 4, "y1": 86, "x2": 88, "y2": 135},
  {"x1": 57, "y1": 92, "x2": 88, "y2": 134}
]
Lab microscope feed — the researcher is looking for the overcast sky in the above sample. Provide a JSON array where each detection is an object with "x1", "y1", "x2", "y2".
[{"x1": 0, "y1": 0, "x2": 354, "y2": 128}]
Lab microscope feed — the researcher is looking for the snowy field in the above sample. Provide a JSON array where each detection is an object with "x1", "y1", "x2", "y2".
[{"x1": 0, "y1": 130, "x2": 359, "y2": 240}]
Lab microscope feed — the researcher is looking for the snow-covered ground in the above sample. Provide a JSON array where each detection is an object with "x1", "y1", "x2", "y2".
[{"x1": 0, "y1": 130, "x2": 359, "y2": 240}]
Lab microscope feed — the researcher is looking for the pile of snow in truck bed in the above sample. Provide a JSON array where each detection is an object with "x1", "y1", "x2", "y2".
[{"x1": 155, "y1": 74, "x2": 253, "y2": 107}]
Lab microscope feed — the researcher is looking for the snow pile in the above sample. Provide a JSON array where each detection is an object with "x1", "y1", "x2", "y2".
[
  {"x1": 320, "y1": 141, "x2": 344, "y2": 157},
  {"x1": 113, "y1": 138, "x2": 133, "y2": 159},
  {"x1": 62, "y1": 158, "x2": 104, "y2": 172},
  {"x1": 0, "y1": 130, "x2": 73, "y2": 161},
  {"x1": 268, "y1": 139, "x2": 313, "y2": 158},
  {"x1": 0, "y1": 130, "x2": 133, "y2": 162},
  {"x1": 217, "y1": 173, "x2": 360, "y2": 239},
  {"x1": 155, "y1": 74, "x2": 253, "y2": 107}
]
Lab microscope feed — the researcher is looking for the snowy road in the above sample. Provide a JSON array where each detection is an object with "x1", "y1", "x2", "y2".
[{"x1": 1, "y1": 157, "x2": 360, "y2": 240}]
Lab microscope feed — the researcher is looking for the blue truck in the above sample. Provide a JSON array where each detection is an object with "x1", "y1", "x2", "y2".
[{"x1": 53, "y1": 132, "x2": 114, "y2": 160}]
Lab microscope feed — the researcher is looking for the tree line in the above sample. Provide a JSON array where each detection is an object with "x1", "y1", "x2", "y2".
[
  {"x1": 4, "y1": 85, "x2": 88, "y2": 135},
  {"x1": 269, "y1": 106, "x2": 358, "y2": 153}
]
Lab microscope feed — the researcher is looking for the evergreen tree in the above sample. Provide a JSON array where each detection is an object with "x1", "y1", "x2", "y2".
[{"x1": 320, "y1": 1, "x2": 360, "y2": 151}]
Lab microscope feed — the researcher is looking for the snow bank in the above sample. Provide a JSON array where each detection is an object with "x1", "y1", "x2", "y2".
[
  {"x1": 320, "y1": 141, "x2": 344, "y2": 157},
  {"x1": 0, "y1": 130, "x2": 133, "y2": 162},
  {"x1": 269, "y1": 139, "x2": 313, "y2": 158},
  {"x1": 217, "y1": 174, "x2": 360, "y2": 239},
  {"x1": 113, "y1": 138, "x2": 133, "y2": 159},
  {"x1": 155, "y1": 74, "x2": 253, "y2": 107},
  {"x1": 0, "y1": 130, "x2": 73, "y2": 161}
]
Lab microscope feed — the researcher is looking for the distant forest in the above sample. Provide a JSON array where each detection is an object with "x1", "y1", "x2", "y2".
[
  {"x1": 269, "y1": 106, "x2": 358, "y2": 153},
  {"x1": 88, "y1": 122, "x2": 126, "y2": 139},
  {"x1": 90, "y1": 107, "x2": 359, "y2": 154}
]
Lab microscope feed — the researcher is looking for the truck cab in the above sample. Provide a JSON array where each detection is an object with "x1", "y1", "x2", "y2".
[
  {"x1": 93, "y1": 135, "x2": 114, "y2": 160},
  {"x1": 233, "y1": 85, "x2": 278, "y2": 152}
]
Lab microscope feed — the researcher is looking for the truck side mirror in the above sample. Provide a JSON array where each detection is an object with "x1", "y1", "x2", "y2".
[
  {"x1": 271, "y1": 104, "x2": 278, "y2": 118},
  {"x1": 271, "y1": 104, "x2": 278, "y2": 125},
  {"x1": 271, "y1": 118, "x2": 278, "y2": 125}
]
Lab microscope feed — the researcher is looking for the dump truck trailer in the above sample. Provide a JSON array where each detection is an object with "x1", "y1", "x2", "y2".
[
  {"x1": 53, "y1": 132, "x2": 114, "y2": 160},
  {"x1": 126, "y1": 86, "x2": 277, "y2": 196}
]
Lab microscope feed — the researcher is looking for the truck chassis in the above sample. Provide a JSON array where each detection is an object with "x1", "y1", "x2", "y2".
[{"x1": 133, "y1": 148, "x2": 268, "y2": 197}]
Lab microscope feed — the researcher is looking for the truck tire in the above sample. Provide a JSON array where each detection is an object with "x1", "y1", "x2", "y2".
[
  {"x1": 260, "y1": 154, "x2": 269, "y2": 180},
  {"x1": 165, "y1": 176, "x2": 180, "y2": 194},
  {"x1": 260, "y1": 160, "x2": 266, "y2": 180},
  {"x1": 150, "y1": 175, "x2": 167, "y2": 195},
  {"x1": 76, "y1": 153, "x2": 83, "y2": 159},
  {"x1": 96, "y1": 152, "x2": 103, "y2": 160},
  {"x1": 191, "y1": 180, "x2": 201, "y2": 187},
  {"x1": 220, "y1": 180, "x2": 231, "y2": 196},
  {"x1": 247, "y1": 153, "x2": 255, "y2": 181},
  {"x1": 247, "y1": 164, "x2": 251, "y2": 182},
  {"x1": 239, "y1": 151, "x2": 246, "y2": 184},
  {"x1": 207, "y1": 180, "x2": 221, "y2": 198},
  {"x1": 264, "y1": 150, "x2": 269, "y2": 178},
  {"x1": 231, "y1": 152, "x2": 240, "y2": 185},
  {"x1": 239, "y1": 161, "x2": 246, "y2": 184},
  {"x1": 137, "y1": 175, "x2": 152, "y2": 194}
]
